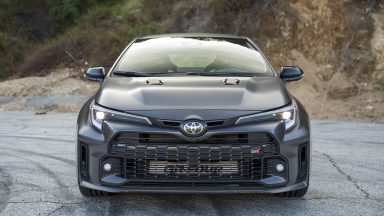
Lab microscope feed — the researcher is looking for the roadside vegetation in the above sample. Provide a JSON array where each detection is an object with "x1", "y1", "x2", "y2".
[
  {"x1": 0, "y1": 0, "x2": 123, "y2": 78},
  {"x1": 0, "y1": 0, "x2": 383, "y2": 119},
  {"x1": 1, "y1": 0, "x2": 382, "y2": 81}
]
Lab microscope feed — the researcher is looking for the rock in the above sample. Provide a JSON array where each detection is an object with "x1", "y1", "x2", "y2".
[
  {"x1": 364, "y1": 105, "x2": 374, "y2": 111},
  {"x1": 327, "y1": 86, "x2": 359, "y2": 99},
  {"x1": 34, "y1": 111, "x2": 47, "y2": 115}
]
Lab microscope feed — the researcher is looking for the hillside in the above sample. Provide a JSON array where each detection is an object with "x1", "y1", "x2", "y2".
[{"x1": 0, "y1": 0, "x2": 383, "y2": 120}]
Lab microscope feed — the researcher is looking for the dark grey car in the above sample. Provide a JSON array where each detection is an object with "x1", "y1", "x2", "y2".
[{"x1": 77, "y1": 33, "x2": 310, "y2": 197}]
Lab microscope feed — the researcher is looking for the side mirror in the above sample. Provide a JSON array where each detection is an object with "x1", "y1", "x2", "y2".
[
  {"x1": 85, "y1": 67, "x2": 105, "y2": 82},
  {"x1": 280, "y1": 66, "x2": 304, "y2": 82}
]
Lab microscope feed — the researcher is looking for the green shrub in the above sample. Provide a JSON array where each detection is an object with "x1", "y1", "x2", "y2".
[
  {"x1": 0, "y1": 0, "x2": 123, "y2": 79},
  {"x1": 376, "y1": 79, "x2": 384, "y2": 91},
  {"x1": 46, "y1": 0, "x2": 120, "y2": 26}
]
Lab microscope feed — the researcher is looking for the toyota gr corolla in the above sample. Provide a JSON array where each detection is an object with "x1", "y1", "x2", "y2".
[{"x1": 77, "y1": 33, "x2": 310, "y2": 197}]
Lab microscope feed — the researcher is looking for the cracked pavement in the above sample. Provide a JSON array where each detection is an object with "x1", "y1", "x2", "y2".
[{"x1": 0, "y1": 112, "x2": 383, "y2": 215}]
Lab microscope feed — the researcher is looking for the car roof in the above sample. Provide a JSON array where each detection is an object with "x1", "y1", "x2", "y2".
[{"x1": 138, "y1": 33, "x2": 249, "y2": 40}]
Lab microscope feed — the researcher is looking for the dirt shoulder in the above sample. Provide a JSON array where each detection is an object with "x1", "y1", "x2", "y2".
[
  {"x1": 0, "y1": 68, "x2": 98, "y2": 113},
  {"x1": 286, "y1": 50, "x2": 384, "y2": 121}
]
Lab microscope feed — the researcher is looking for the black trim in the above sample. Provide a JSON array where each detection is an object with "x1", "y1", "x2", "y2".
[
  {"x1": 298, "y1": 143, "x2": 308, "y2": 181},
  {"x1": 79, "y1": 143, "x2": 89, "y2": 180}
]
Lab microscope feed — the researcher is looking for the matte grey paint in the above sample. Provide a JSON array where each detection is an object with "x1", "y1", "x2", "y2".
[
  {"x1": 77, "y1": 96, "x2": 310, "y2": 193},
  {"x1": 95, "y1": 76, "x2": 291, "y2": 120},
  {"x1": 77, "y1": 33, "x2": 310, "y2": 194}
]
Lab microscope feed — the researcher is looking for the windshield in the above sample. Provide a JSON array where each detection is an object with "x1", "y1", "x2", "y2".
[{"x1": 113, "y1": 37, "x2": 274, "y2": 76}]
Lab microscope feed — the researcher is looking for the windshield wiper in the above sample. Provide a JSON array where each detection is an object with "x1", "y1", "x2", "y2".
[
  {"x1": 113, "y1": 71, "x2": 261, "y2": 77},
  {"x1": 113, "y1": 71, "x2": 191, "y2": 77},
  {"x1": 195, "y1": 72, "x2": 260, "y2": 77},
  {"x1": 113, "y1": 71, "x2": 155, "y2": 77}
]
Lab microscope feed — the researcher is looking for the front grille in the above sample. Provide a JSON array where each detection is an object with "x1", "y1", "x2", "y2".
[
  {"x1": 103, "y1": 132, "x2": 281, "y2": 186},
  {"x1": 108, "y1": 144, "x2": 263, "y2": 180},
  {"x1": 154, "y1": 120, "x2": 227, "y2": 127},
  {"x1": 113, "y1": 133, "x2": 276, "y2": 148}
]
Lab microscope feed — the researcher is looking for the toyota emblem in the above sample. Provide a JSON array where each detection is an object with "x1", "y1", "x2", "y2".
[{"x1": 181, "y1": 121, "x2": 206, "y2": 136}]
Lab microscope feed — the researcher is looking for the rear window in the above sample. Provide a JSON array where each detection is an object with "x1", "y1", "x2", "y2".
[{"x1": 113, "y1": 37, "x2": 273, "y2": 76}]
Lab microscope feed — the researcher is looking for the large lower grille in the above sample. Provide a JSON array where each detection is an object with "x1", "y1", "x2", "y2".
[
  {"x1": 108, "y1": 144, "x2": 262, "y2": 180},
  {"x1": 103, "y1": 133, "x2": 282, "y2": 185}
]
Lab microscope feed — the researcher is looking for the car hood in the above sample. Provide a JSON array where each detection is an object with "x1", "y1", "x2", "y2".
[{"x1": 95, "y1": 76, "x2": 291, "y2": 120}]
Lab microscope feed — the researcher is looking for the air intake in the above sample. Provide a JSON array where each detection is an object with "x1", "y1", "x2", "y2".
[
  {"x1": 146, "y1": 79, "x2": 164, "y2": 85},
  {"x1": 223, "y1": 78, "x2": 240, "y2": 85}
]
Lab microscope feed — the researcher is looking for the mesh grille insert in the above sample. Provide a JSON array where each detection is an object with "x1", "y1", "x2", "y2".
[{"x1": 105, "y1": 132, "x2": 280, "y2": 184}]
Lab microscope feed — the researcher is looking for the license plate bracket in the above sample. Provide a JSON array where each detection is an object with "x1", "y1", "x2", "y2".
[{"x1": 149, "y1": 161, "x2": 239, "y2": 175}]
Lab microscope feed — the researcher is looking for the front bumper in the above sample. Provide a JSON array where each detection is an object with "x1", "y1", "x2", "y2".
[
  {"x1": 77, "y1": 100, "x2": 310, "y2": 193},
  {"x1": 79, "y1": 179, "x2": 308, "y2": 194}
]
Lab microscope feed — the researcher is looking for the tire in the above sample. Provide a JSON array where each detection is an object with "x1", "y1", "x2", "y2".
[
  {"x1": 276, "y1": 186, "x2": 308, "y2": 197},
  {"x1": 78, "y1": 185, "x2": 112, "y2": 197}
]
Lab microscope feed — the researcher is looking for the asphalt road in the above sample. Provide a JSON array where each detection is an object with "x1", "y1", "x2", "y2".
[{"x1": 0, "y1": 112, "x2": 383, "y2": 216}]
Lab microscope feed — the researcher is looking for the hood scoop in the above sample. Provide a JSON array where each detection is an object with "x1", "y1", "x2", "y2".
[
  {"x1": 223, "y1": 78, "x2": 240, "y2": 85},
  {"x1": 146, "y1": 79, "x2": 164, "y2": 85}
]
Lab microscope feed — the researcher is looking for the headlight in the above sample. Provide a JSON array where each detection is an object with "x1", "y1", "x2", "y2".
[
  {"x1": 281, "y1": 108, "x2": 296, "y2": 131},
  {"x1": 90, "y1": 107, "x2": 104, "y2": 130},
  {"x1": 235, "y1": 102, "x2": 298, "y2": 131},
  {"x1": 89, "y1": 101, "x2": 152, "y2": 131}
]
